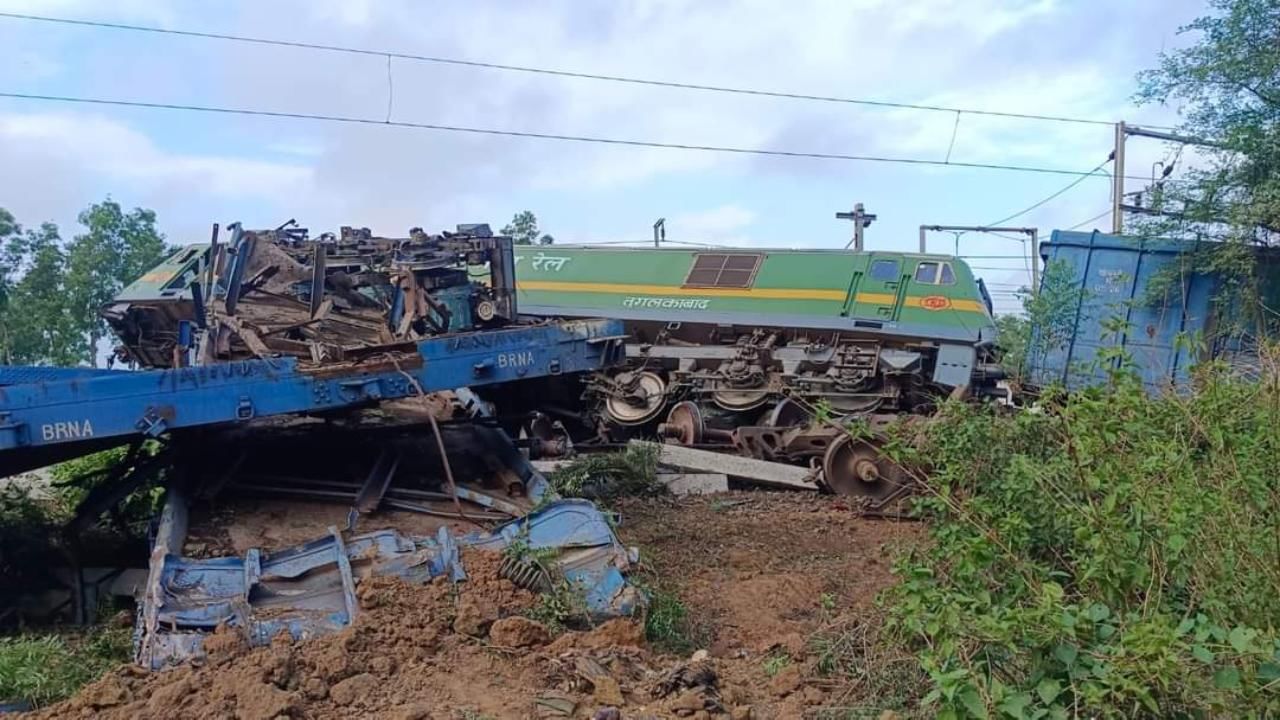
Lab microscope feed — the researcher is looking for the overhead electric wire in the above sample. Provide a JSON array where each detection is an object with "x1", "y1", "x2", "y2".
[
  {"x1": 983, "y1": 158, "x2": 1111, "y2": 228},
  {"x1": 1064, "y1": 208, "x2": 1112, "y2": 231},
  {"x1": 0, "y1": 91, "x2": 1158, "y2": 180},
  {"x1": 0, "y1": 10, "x2": 1148, "y2": 129}
]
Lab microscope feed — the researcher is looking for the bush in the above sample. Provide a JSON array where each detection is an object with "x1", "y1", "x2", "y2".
[{"x1": 884, "y1": 349, "x2": 1280, "y2": 718}]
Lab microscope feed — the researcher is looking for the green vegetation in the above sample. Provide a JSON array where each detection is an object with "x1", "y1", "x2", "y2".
[
  {"x1": 522, "y1": 580, "x2": 591, "y2": 636},
  {"x1": 0, "y1": 626, "x2": 131, "y2": 708},
  {"x1": 500, "y1": 210, "x2": 554, "y2": 246},
  {"x1": 762, "y1": 653, "x2": 791, "y2": 677},
  {"x1": 994, "y1": 260, "x2": 1087, "y2": 383},
  {"x1": 547, "y1": 443, "x2": 665, "y2": 503},
  {"x1": 639, "y1": 583, "x2": 699, "y2": 655},
  {"x1": 1132, "y1": 0, "x2": 1280, "y2": 338},
  {"x1": 881, "y1": 347, "x2": 1280, "y2": 718},
  {"x1": 0, "y1": 200, "x2": 168, "y2": 366},
  {"x1": 49, "y1": 444, "x2": 167, "y2": 534}
]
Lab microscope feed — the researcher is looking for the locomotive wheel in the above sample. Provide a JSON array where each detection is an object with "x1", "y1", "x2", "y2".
[
  {"x1": 604, "y1": 371, "x2": 667, "y2": 425},
  {"x1": 764, "y1": 398, "x2": 812, "y2": 428},
  {"x1": 827, "y1": 396, "x2": 884, "y2": 415},
  {"x1": 661, "y1": 401, "x2": 704, "y2": 445},
  {"x1": 821, "y1": 433, "x2": 911, "y2": 500},
  {"x1": 711, "y1": 385, "x2": 770, "y2": 412}
]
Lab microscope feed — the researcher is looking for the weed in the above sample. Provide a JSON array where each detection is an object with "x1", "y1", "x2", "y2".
[
  {"x1": 547, "y1": 443, "x2": 665, "y2": 504},
  {"x1": 0, "y1": 626, "x2": 131, "y2": 708},
  {"x1": 762, "y1": 653, "x2": 791, "y2": 677},
  {"x1": 523, "y1": 580, "x2": 590, "y2": 636},
  {"x1": 633, "y1": 578, "x2": 701, "y2": 655},
  {"x1": 819, "y1": 592, "x2": 837, "y2": 612}
]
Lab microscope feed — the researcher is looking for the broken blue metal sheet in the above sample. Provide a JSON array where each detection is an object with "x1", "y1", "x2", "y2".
[
  {"x1": 138, "y1": 498, "x2": 640, "y2": 669},
  {"x1": 475, "y1": 500, "x2": 643, "y2": 619},
  {"x1": 0, "y1": 318, "x2": 625, "y2": 477}
]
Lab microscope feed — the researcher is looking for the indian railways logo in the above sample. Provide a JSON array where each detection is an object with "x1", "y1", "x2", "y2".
[{"x1": 920, "y1": 295, "x2": 952, "y2": 311}]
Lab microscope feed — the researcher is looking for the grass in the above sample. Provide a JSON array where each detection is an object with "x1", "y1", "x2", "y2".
[
  {"x1": 762, "y1": 653, "x2": 791, "y2": 677},
  {"x1": 636, "y1": 579, "x2": 709, "y2": 656},
  {"x1": 0, "y1": 626, "x2": 132, "y2": 708},
  {"x1": 809, "y1": 616, "x2": 929, "y2": 719}
]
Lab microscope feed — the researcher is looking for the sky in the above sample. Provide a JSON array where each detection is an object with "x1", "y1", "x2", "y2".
[{"x1": 0, "y1": 0, "x2": 1213, "y2": 314}]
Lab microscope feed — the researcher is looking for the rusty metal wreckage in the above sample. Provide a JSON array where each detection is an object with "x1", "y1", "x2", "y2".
[{"x1": 0, "y1": 221, "x2": 644, "y2": 666}]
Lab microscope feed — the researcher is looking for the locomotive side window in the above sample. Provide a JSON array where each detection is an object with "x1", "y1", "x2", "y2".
[
  {"x1": 914, "y1": 261, "x2": 956, "y2": 285},
  {"x1": 869, "y1": 259, "x2": 899, "y2": 280},
  {"x1": 684, "y1": 253, "x2": 763, "y2": 288}
]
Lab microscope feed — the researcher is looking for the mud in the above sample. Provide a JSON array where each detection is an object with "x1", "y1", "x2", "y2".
[
  {"x1": 31, "y1": 491, "x2": 921, "y2": 719},
  {"x1": 184, "y1": 498, "x2": 485, "y2": 557}
]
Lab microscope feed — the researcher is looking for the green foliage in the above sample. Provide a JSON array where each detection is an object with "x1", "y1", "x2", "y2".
[
  {"x1": 762, "y1": 653, "x2": 791, "y2": 677},
  {"x1": 810, "y1": 616, "x2": 930, "y2": 718},
  {"x1": 1133, "y1": 0, "x2": 1280, "y2": 342},
  {"x1": 884, "y1": 350, "x2": 1280, "y2": 718},
  {"x1": 0, "y1": 485, "x2": 64, "y2": 599},
  {"x1": 0, "y1": 626, "x2": 131, "y2": 707},
  {"x1": 547, "y1": 444, "x2": 665, "y2": 503},
  {"x1": 48, "y1": 444, "x2": 166, "y2": 533},
  {"x1": 0, "y1": 221, "x2": 82, "y2": 366},
  {"x1": 1020, "y1": 261, "x2": 1087, "y2": 379},
  {"x1": 638, "y1": 583, "x2": 698, "y2": 655},
  {"x1": 0, "y1": 200, "x2": 167, "y2": 366},
  {"x1": 65, "y1": 200, "x2": 168, "y2": 366},
  {"x1": 523, "y1": 580, "x2": 591, "y2": 636},
  {"x1": 501, "y1": 210, "x2": 554, "y2": 246},
  {"x1": 994, "y1": 315, "x2": 1030, "y2": 381}
]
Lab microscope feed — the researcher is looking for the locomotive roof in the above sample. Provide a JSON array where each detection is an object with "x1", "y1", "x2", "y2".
[{"x1": 534, "y1": 244, "x2": 963, "y2": 260}]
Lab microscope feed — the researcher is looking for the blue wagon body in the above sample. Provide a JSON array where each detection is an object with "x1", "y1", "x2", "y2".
[{"x1": 1026, "y1": 231, "x2": 1277, "y2": 392}]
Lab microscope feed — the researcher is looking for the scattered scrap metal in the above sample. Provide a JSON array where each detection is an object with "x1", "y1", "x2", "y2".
[{"x1": 103, "y1": 221, "x2": 519, "y2": 369}]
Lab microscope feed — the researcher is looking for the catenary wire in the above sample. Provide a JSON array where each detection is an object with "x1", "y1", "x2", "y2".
[
  {"x1": 0, "y1": 11, "x2": 1172, "y2": 129},
  {"x1": 0, "y1": 91, "x2": 1158, "y2": 180},
  {"x1": 983, "y1": 158, "x2": 1111, "y2": 227},
  {"x1": 1064, "y1": 208, "x2": 1113, "y2": 231}
]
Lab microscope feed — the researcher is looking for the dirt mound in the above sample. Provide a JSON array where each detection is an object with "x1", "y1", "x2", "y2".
[
  {"x1": 32, "y1": 491, "x2": 920, "y2": 719},
  {"x1": 29, "y1": 554, "x2": 548, "y2": 719},
  {"x1": 616, "y1": 490, "x2": 924, "y2": 718}
]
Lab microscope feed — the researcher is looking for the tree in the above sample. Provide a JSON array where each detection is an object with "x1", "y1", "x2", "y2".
[
  {"x1": 4, "y1": 222, "x2": 83, "y2": 366},
  {"x1": 64, "y1": 200, "x2": 167, "y2": 366},
  {"x1": 0, "y1": 208, "x2": 23, "y2": 364},
  {"x1": 501, "y1": 210, "x2": 555, "y2": 245},
  {"x1": 1137, "y1": 0, "x2": 1280, "y2": 241},
  {"x1": 0, "y1": 201, "x2": 167, "y2": 366},
  {"x1": 1136, "y1": 0, "x2": 1280, "y2": 339}
]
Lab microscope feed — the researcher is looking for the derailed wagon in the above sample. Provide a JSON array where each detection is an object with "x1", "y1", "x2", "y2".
[{"x1": 0, "y1": 221, "x2": 644, "y2": 664}]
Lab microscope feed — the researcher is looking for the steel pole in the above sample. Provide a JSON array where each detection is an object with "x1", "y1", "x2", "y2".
[
  {"x1": 1030, "y1": 228, "x2": 1039, "y2": 296},
  {"x1": 1112, "y1": 121, "x2": 1126, "y2": 234}
]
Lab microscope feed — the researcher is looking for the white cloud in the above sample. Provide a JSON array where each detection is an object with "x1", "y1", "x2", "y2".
[
  {"x1": 0, "y1": 113, "x2": 311, "y2": 195},
  {"x1": 0, "y1": 111, "x2": 312, "y2": 238},
  {"x1": 0, "y1": 0, "x2": 1208, "y2": 245},
  {"x1": 666, "y1": 205, "x2": 757, "y2": 243}
]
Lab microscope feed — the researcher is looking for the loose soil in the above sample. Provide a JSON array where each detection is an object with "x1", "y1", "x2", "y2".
[{"x1": 28, "y1": 490, "x2": 922, "y2": 719}]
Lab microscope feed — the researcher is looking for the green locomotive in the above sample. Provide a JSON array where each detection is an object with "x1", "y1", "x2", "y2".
[{"x1": 511, "y1": 245, "x2": 1004, "y2": 499}]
